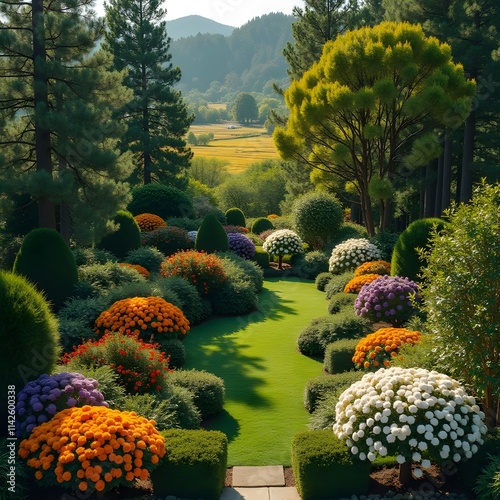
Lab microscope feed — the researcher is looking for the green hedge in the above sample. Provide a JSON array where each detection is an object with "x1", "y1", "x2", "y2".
[
  {"x1": 315, "y1": 272, "x2": 332, "y2": 291},
  {"x1": 151, "y1": 429, "x2": 228, "y2": 500},
  {"x1": 323, "y1": 338, "x2": 359, "y2": 374},
  {"x1": 292, "y1": 430, "x2": 370, "y2": 500},
  {"x1": 252, "y1": 246, "x2": 270, "y2": 268}
]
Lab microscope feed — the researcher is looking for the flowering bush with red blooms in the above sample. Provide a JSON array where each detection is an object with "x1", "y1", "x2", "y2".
[
  {"x1": 344, "y1": 274, "x2": 382, "y2": 293},
  {"x1": 134, "y1": 213, "x2": 167, "y2": 232},
  {"x1": 118, "y1": 263, "x2": 150, "y2": 279},
  {"x1": 94, "y1": 296, "x2": 189, "y2": 342},
  {"x1": 160, "y1": 250, "x2": 226, "y2": 295},
  {"x1": 62, "y1": 332, "x2": 170, "y2": 394},
  {"x1": 352, "y1": 327, "x2": 421, "y2": 370},
  {"x1": 18, "y1": 405, "x2": 165, "y2": 494},
  {"x1": 354, "y1": 260, "x2": 391, "y2": 277},
  {"x1": 224, "y1": 225, "x2": 249, "y2": 234},
  {"x1": 141, "y1": 226, "x2": 192, "y2": 256}
]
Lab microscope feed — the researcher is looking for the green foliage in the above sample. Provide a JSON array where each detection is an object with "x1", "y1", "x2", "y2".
[
  {"x1": 151, "y1": 429, "x2": 228, "y2": 500},
  {"x1": 251, "y1": 217, "x2": 274, "y2": 234},
  {"x1": 324, "y1": 338, "x2": 359, "y2": 374},
  {"x1": 0, "y1": 234, "x2": 24, "y2": 271},
  {"x1": 326, "y1": 222, "x2": 369, "y2": 251},
  {"x1": 233, "y1": 92, "x2": 258, "y2": 122},
  {"x1": 169, "y1": 369, "x2": 225, "y2": 419},
  {"x1": 188, "y1": 157, "x2": 229, "y2": 188},
  {"x1": 128, "y1": 184, "x2": 194, "y2": 220},
  {"x1": 13, "y1": 228, "x2": 78, "y2": 310},
  {"x1": 96, "y1": 210, "x2": 141, "y2": 260},
  {"x1": 160, "y1": 338, "x2": 186, "y2": 369},
  {"x1": 327, "y1": 292, "x2": 357, "y2": 314},
  {"x1": 315, "y1": 272, "x2": 333, "y2": 291},
  {"x1": 194, "y1": 213, "x2": 229, "y2": 253},
  {"x1": 141, "y1": 226, "x2": 193, "y2": 256},
  {"x1": 218, "y1": 251, "x2": 264, "y2": 293},
  {"x1": 124, "y1": 246, "x2": 166, "y2": 274},
  {"x1": 58, "y1": 318, "x2": 98, "y2": 354},
  {"x1": 72, "y1": 247, "x2": 117, "y2": 266},
  {"x1": 166, "y1": 217, "x2": 201, "y2": 231},
  {"x1": 292, "y1": 191, "x2": 344, "y2": 249},
  {"x1": 370, "y1": 231, "x2": 399, "y2": 262},
  {"x1": 292, "y1": 250, "x2": 330, "y2": 280},
  {"x1": 0, "y1": 438, "x2": 31, "y2": 499},
  {"x1": 474, "y1": 454, "x2": 500, "y2": 500},
  {"x1": 307, "y1": 392, "x2": 340, "y2": 431},
  {"x1": 391, "y1": 218, "x2": 447, "y2": 281},
  {"x1": 225, "y1": 207, "x2": 246, "y2": 227},
  {"x1": 192, "y1": 195, "x2": 226, "y2": 222},
  {"x1": 160, "y1": 385, "x2": 201, "y2": 430},
  {"x1": 391, "y1": 334, "x2": 437, "y2": 372},
  {"x1": 58, "y1": 295, "x2": 110, "y2": 328},
  {"x1": 324, "y1": 271, "x2": 355, "y2": 299},
  {"x1": 252, "y1": 246, "x2": 270, "y2": 268},
  {"x1": 292, "y1": 430, "x2": 370, "y2": 500}
]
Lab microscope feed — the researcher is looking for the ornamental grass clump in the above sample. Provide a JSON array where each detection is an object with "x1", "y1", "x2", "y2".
[
  {"x1": 160, "y1": 250, "x2": 226, "y2": 296},
  {"x1": 354, "y1": 260, "x2": 391, "y2": 277},
  {"x1": 352, "y1": 328, "x2": 421, "y2": 370},
  {"x1": 227, "y1": 232, "x2": 256, "y2": 259},
  {"x1": 344, "y1": 274, "x2": 382, "y2": 294},
  {"x1": 329, "y1": 238, "x2": 382, "y2": 274},
  {"x1": 354, "y1": 275, "x2": 420, "y2": 326},
  {"x1": 16, "y1": 373, "x2": 108, "y2": 438},
  {"x1": 118, "y1": 263, "x2": 150, "y2": 279},
  {"x1": 134, "y1": 213, "x2": 167, "y2": 232},
  {"x1": 333, "y1": 367, "x2": 488, "y2": 484},
  {"x1": 18, "y1": 405, "x2": 165, "y2": 494},
  {"x1": 262, "y1": 229, "x2": 304, "y2": 269},
  {"x1": 94, "y1": 296, "x2": 190, "y2": 342}
]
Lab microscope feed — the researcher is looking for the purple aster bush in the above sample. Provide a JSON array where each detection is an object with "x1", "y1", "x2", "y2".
[
  {"x1": 16, "y1": 372, "x2": 108, "y2": 438},
  {"x1": 354, "y1": 275, "x2": 420, "y2": 326},
  {"x1": 227, "y1": 232, "x2": 256, "y2": 259}
]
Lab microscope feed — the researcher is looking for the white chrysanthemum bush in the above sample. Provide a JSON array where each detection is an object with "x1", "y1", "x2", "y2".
[
  {"x1": 333, "y1": 367, "x2": 487, "y2": 483},
  {"x1": 329, "y1": 238, "x2": 382, "y2": 274},
  {"x1": 262, "y1": 229, "x2": 303, "y2": 269}
]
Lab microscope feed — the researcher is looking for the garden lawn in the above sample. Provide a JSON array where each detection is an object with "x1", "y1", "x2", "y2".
[{"x1": 182, "y1": 277, "x2": 326, "y2": 466}]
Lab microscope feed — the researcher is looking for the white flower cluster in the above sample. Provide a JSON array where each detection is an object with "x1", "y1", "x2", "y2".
[
  {"x1": 333, "y1": 367, "x2": 487, "y2": 478},
  {"x1": 329, "y1": 238, "x2": 382, "y2": 274},
  {"x1": 262, "y1": 229, "x2": 304, "y2": 256}
]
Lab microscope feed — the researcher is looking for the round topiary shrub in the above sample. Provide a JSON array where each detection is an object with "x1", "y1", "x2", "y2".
[
  {"x1": 315, "y1": 272, "x2": 333, "y2": 291},
  {"x1": 128, "y1": 184, "x2": 194, "y2": 220},
  {"x1": 323, "y1": 338, "x2": 360, "y2": 374},
  {"x1": 293, "y1": 251, "x2": 330, "y2": 280},
  {"x1": 13, "y1": 228, "x2": 78, "y2": 310},
  {"x1": 328, "y1": 238, "x2": 382, "y2": 275},
  {"x1": 134, "y1": 213, "x2": 167, "y2": 232},
  {"x1": 262, "y1": 229, "x2": 304, "y2": 269},
  {"x1": 324, "y1": 271, "x2": 355, "y2": 300},
  {"x1": 124, "y1": 246, "x2": 166, "y2": 274},
  {"x1": 292, "y1": 191, "x2": 344, "y2": 250},
  {"x1": 195, "y1": 213, "x2": 229, "y2": 253},
  {"x1": 225, "y1": 207, "x2": 246, "y2": 227},
  {"x1": 344, "y1": 274, "x2": 382, "y2": 293},
  {"x1": 96, "y1": 210, "x2": 141, "y2": 260},
  {"x1": 227, "y1": 232, "x2": 256, "y2": 259},
  {"x1": 391, "y1": 218, "x2": 448, "y2": 282},
  {"x1": 327, "y1": 292, "x2": 357, "y2": 315},
  {"x1": 251, "y1": 217, "x2": 274, "y2": 234}
]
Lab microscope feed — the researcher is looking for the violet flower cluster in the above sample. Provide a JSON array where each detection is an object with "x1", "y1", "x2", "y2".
[
  {"x1": 354, "y1": 275, "x2": 420, "y2": 326},
  {"x1": 228, "y1": 232, "x2": 256, "y2": 259},
  {"x1": 16, "y1": 372, "x2": 108, "y2": 438}
]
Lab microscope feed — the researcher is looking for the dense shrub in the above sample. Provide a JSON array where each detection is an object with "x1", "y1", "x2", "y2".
[
  {"x1": 72, "y1": 247, "x2": 117, "y2": 266},
  {"x1": 169, "y1": 369, "x2": 225, "y2": 419},
  {"x1": 324, "y1": 271, "x2": 355, "y2": 299},
  {"x1": 329, "y1": 238, "x2": 382, "y2": 274},
  {"x1": 473, "y1": 453, "x2": 500, "y2": 500},
  {"x1": 370, "y1": 231, "x2": 399, "y2": 262},
  {"x1": 160, "y1": 385, "x2": 201, "y2": 430},
  {"x1": 78, "y1": 262, "x2": 145, "y2": 296},
  {"x1": 355, "y1": 260, "x2": 391, "y2": 276},
  {"x1": 151, "y1": 429, "x2": 227, "y2": 500},
  {"x1": 194, "y1": 213, "x2": 229, "y2": 253},
  {"x1": 327, "y1": 292, "x2": 357, "y2": 314},
  {"x1": 308, "y1": 393, "x2": 344, "y2": 431},
  {"x1": 315, "y1": 272, "x2": 332, "y2": 291},
  {"x1": 225, "y1": 207, "x2": 246, "y2": 227},
  {"x1": 124, "y1": 246, "x2": 166, "y2": 274},
  {"x1": 134, "y1": 213, "x2": 167, "y2": 232},
  {"x1": 141, "y1": 226, "x2": 192, "y2": 256},
  {"x1": 251, "y1": 217, "x2": 274, "y2": 234},
  {"x1": 96, "y1": 210, "x2": 141, "y2": 260},
  {"x1": 227, "y1": 232, "x2": 256, "y2": 259},
  {"x1": 324, "y1": 338, "x2": 360, "y2": 374},
  {"x1": 224, "y1": 225, "x2": 249, "y2": 234},
  {"x1": 58, "y1": 295, "x2": 109, "y2": 328},
  {"x1": 326, "y1": 222, "x2": 368, "y2": 250},
  {"x1": 13, "y1": 228, "x2": 78, "y2": 310},
  {"x1": 344, "y1": 273, "x2": 382, "y2": 293},
  {"x1": 0, "y1": 234, "x2": 24, "y2": 271},
  {"x1": 119, "y1": 262, "x2": 150, "y2": 279},
  {"x1": 159, "y1": 338, "x2": 186, "y2": 369},
  {"x1": 218, "y1": 252, "x2": 264, "y2": 293},
  {"x1": 166, "y1": 217, "x2": 201, "y2": 231},
  {"x1": 391, "y1": 217, "x2": 447, "y2": 281},
  {"x1": 293, "y1": 250, "x2": 330, "y2": 279},
  {"x1": 128, "y1": 184, "x2": 194, "y2": 219},
  {"x1": 252, "y1": 246, "x2": 270, "y2": 268},
  {"x1": 292, "y1": 430, "x2": 370, "y2": 500},
  {"x1": 292, "y1": 191, "x2": 344, "y2": 250},
  {"x1": 59, "y1": 318, "x2": 98, "y2": 354}
]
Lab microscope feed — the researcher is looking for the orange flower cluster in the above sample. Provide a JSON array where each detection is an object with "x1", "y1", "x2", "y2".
[
  {"x1": 354, "y1": 260, "x2": 391, "y2": 277},
  {"x1": 353, "y1": 327, "x2": 421, "y2": 370},
  {"x1": 119, "y1": 263, "x2": 150, "y2": 279},
  {"x1": 134, "y1": 213, "x2": 167, "y2": 232},
  {"x1": 344, "y1": 274, "x2": 382, "y2": 293},
  {"x1": 267, "y1": 214, "x2": 279, "y2": 219},
  {"x1": 94, "y1": 296, "x2": 190, "y2": 340},
  {"x1": 18, "y1": 405, "x2": 165, "y2": 494}
]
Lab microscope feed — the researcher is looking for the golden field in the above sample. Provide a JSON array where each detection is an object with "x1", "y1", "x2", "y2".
[{"x1": 188, "y1": 123, "x2": 280, "y2": 174}]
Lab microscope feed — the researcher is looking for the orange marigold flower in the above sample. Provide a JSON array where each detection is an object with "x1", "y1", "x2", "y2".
[
  {"x1": 354, "y1": 260, "x2": 391, "y2": 277},
  {"x1": 119, "y1": 263, "x2": 150, "y2": 279},
  {"x1": 344, "y1": 274, "x2": 382, "y2": 293}
]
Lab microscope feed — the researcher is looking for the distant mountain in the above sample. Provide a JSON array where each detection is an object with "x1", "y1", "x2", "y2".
[{"x1": 166, "y1": 15, "x2": 234, "y2": 40}]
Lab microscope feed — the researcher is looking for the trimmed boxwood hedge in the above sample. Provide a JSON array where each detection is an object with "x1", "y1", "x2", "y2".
[
  {"x1": 151, "y1": 429, "x2": 228, "y2": 500},
  {"x1": 323, "y1": 338, "x2": 359, "y2": 374}
]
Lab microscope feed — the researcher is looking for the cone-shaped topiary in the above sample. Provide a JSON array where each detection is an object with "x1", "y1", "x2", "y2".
[
  {"x1": 195, "y1": 214, "x2": 229, "y2": 253},
  {"x1": 251, "y1": 217, "x2": 274, "y2": 234},
  {"x1": 97, "y1": 210, "x2": 141, "y2": 260},
  {"x1": 13, "y1": 228, "x2": 78, "y2": 310},
  {"x1": 391, "y1": 218, "x2": 448, "y2": 282},
  {"x1": 225, "y1": 207, "x2": 246, "y2": 227}
]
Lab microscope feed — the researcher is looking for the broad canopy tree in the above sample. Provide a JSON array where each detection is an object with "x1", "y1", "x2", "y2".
[{"x1": 274, "y1": 21, "x2": 475, "y2": 235}]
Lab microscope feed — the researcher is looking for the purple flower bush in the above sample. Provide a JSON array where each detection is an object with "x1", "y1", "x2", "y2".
[
  {"x1": 16, "y1": 372, "x2": 108, "y2": 438},
  {"x1": 354, "y1": 275, "x2": 420, "y2": 326},
  {"x1": 228, "y1": 232, "x2": 256, "y2": 259}
]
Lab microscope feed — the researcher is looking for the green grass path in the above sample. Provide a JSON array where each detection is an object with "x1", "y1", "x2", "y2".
[{"x1": 182, "y1": 277, "x2": 327, "y2": 466}]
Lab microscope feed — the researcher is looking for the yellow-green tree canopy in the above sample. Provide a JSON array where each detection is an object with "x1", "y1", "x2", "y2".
[{"x1": 274, "y1": 21, "x2": 476, "y2": 235}]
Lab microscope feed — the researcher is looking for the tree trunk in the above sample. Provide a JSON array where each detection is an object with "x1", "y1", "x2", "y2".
[
  {"x1": 424, "y1": 160, "x2": 437, "y2": 218},
  {"x1": 399, "y1": 461, "x2": 413, "y2": 486},
  {"x1": 460, "y1": 110, "x2": 476, "y2": 203},
  {"x1": 360, "y1": 187, "x2": 375, "y2": 236},
  {"x1": 278, "y1": 254, "x2": 283, "y2": 270},
  {"x1": 441, "y1": 133, "x2": 452, "y2": 214}
]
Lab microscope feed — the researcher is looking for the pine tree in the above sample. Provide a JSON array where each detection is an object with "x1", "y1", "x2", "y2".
[{"x1": 104, "y1": 0, "x2": 194, "y2": 187}]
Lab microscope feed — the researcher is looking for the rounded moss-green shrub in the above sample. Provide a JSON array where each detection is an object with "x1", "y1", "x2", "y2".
[
  {"x1": 169, "y1": 369, "x2": 225, "y2": 419},
  {"x1": 160, "y1": 384, "x2": 201, "y2": 430},
  {"x1": 0, "y1": 271, "x2": 60, "y2": 394},
  {"x1": 315, "y1": 272, "x2": 332, "y2": 291},
  {"x1": 218, "y1": 252, "x2": 264, "y2": 293},
  {"x1": 96, "y1": 210, "x2": 141, "y2": 259},
  {"x1": 292, "y1": 191, "x2": 344, "y2": 250},
  {"x1": 328, "y1": 292, "x2": 357, "y2": 314},
  {"x1": 293, "y1": 251, "x2": 330, "y2": 280},
  {"x1": 72, "y1": 247, "x2": 117, "y2": 266},
  {"x1": 128, "y1": 183, "x2": 194, "y2": 219},
  {"x1": 323, "y1": 338, "x2": 359, "y2": 374},
  {"x1": 225, "y1": 207, "x2": 246, "y2": 227},
  {"x1": 208, "y1": 272, "x2": 258, "y2": 316},
  {"x1": 124, "y1": 246, "x2": 166, "y2": 274},
  {"x1": 13, "y1": 228, "x2": 78, "y2": 310},
  {"x1": 152, "y1": 429, "x2": 228, "y2": 500},
  {"x1": 391, "y1": 217, "x2": 447, "y2": 281},
  {"x1": 58, "y1": 318, "x2": 98, "y2": 354},
  {"x1": 324, "y1": 271, "x2": 355, "y2": 299},
  {"x1": 292, "y1": 430, "x2": 370, "y2": 500},
  {"x1": 160, "y1": 338, "x2": 186, "y2": 369},
  {"x1": 195, "y1": 213, "x2": 229, "y2": 253},
  {"x1": 251, "y1": 217, "x2": 274, "y2": 234},
  {"x1": 252, "y1": 246, "x2": 270, "y2": 268}
]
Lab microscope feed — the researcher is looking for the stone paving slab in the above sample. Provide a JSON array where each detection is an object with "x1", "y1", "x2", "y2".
[
  {"x1": 220, "y1": 487, "x2": 270, "y2": 499},
  {"x1": 232, "y1": 466, "x2": 285, "y2": 487},
  {"x1": 268, "y1": 487, "x2": 301, "y2": 500}
]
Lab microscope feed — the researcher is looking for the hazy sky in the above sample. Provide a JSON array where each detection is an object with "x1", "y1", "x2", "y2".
[{"x1": 96, "y1": 0, "x2": 303, "y2": 27}]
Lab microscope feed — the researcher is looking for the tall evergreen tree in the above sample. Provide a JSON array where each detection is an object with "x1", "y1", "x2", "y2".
[{"x1": 104, "y1": 0, "x2": 194, "y2": 187}]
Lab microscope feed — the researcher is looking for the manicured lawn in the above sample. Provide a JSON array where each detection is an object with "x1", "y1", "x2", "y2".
[{"x1": 182, "y1": 277, "x2": 327, "y2": 466}]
